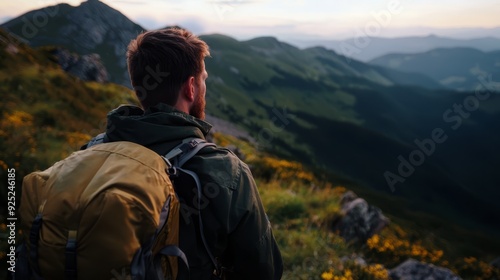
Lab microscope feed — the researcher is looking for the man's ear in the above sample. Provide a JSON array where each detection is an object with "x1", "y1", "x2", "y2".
[{"x1": 181, "y1": 76, "x2": 196, "y2": 102}]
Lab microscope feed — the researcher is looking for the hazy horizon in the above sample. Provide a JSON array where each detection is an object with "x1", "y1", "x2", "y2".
[{"x1": 1, "y1": 0, "x2": 499, "y2": 42}]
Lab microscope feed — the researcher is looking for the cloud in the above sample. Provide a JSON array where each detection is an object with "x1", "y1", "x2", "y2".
[
  {"x1": 134, "y1": 16, "x2": 163, "y2": 30},
  {"x1": 208, "y1": 0, "x2": 263, "y2": 5},
  {"x1": 106, "y1": 0, "x2": 144, "y2": 4},
  {"x1": 177, "y1": 18, "x2": 206, "y2": 34}
]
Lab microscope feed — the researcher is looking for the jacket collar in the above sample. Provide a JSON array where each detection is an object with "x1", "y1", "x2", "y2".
[{"x1": 104, "y1": 103, "x2": 212, "y2": 154}]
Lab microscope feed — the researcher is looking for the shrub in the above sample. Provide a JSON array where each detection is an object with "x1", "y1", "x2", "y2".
[{"x1": 262, "y1": 188, "x2": 306, "y2": 223}]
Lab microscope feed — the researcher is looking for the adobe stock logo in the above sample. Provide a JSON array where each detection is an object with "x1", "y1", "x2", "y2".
[
  {"x1": 384, "y1": 73, "x2": 500, "y2": 192},
  {"x1": 384, "y1": 128, "x2": 448, "y2": 192}
]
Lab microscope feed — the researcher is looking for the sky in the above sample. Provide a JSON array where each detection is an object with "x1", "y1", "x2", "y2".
[{"x1": 1, "y1": 0, "x2": 499, "y2": 41}]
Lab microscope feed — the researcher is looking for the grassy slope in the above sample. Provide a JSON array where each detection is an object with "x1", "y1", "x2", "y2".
[
  {"x1": 0, "y1": 29, "x2": 137, "y2": 183},
  {"x1": 212, "y1": 133, "x2": 500, "y2": 279}
]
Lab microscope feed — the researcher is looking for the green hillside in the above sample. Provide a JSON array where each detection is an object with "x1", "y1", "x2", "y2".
[
  {"x1": 200, "y1": 33, "x2": 500, "y2": 236},
  {"x1": 0, "y1": 29, "x2": 137, "y2": 184}
]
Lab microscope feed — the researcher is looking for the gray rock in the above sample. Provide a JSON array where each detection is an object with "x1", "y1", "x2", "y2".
[
  {"x1": 52, "y1": 48, "x2": 108, "y2": 82},
  {"x1": 340, "y1": 190, "x2": 358, "y2": 205},
  {"x1": 390, "y1": 259, "x2": 462, "y2": 280},
  {"x1": 5, "y1": 43, "x2": 19, "y2": 55},
  {"x1": 340, "y1": 255, "x2": 368, "y2": 267},
  {"x1": 491, "y1": 257, "x2": 500, "y2": 269},
  {"x1": 332, "y1": 191, "x2": 389, "y2": 243}
]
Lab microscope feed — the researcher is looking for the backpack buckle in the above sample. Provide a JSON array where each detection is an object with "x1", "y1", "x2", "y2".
[
  {"x1": 162, "y1": 156, "x2": 178, "y2": 177},
  {"x1": 167, "y1": 166, "x2": 178, "y2": 177}
]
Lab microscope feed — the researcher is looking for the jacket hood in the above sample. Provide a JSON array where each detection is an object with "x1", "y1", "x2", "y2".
[{"x1": 104, "y1": 103, "x2": 212, "y2": 154}]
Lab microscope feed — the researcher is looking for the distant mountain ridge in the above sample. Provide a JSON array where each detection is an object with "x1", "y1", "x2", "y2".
[
  {"x1": 421, "y1": 26, "x2": 500, "y2": 39},
  {"x1": 2, "y1": 1, "x2": 443, "y2": 91},
  {"x1": 289, "y1": 35, "x2": 500, "y2": 62},
  {"x1": 1, "y1": 0, "x2": 145, "y2": 86},
  {"x1": 369, "y1": 47, "x2": 500, "y2": 92}
]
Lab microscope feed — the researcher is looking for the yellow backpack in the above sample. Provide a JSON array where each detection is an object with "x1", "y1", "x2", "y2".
[{"x1": 16, "y1": 138, "x2": 215, "y2": 279}]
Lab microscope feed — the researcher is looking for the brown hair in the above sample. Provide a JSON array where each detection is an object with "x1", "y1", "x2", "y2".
[{"x1": 126, "y1": 27, "x2": 210, "y2": 109}]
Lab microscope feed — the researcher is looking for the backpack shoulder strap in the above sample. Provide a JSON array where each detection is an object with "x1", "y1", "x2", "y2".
[
  {"x1": 163, "y1": 138, "x2": 215, "y2": 166},
  {"x1": 163, "y1": 138, "x2": 222, "y2": 276}
]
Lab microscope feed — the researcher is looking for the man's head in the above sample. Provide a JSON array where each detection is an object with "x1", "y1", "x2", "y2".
[{"x1": 126, "y1": 27, "x2": 210, "y2": 119}]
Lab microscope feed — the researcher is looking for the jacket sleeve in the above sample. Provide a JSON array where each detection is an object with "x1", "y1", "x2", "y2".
[{"x1": 222, "y1": 162, "x2": 283, "y2": 280}]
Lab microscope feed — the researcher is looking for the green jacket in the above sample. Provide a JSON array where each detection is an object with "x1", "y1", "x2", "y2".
[{"x1": 89, "y1": 103, "x2": 283, "y2": 279}]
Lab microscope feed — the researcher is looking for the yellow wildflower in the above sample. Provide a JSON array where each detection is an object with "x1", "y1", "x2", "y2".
[
  {"x1": 321, "y1": 271, "x2": 334, "y2": 280},
  {"x1": 367, "y1": 234, "x2": 380, "y2": 249}
]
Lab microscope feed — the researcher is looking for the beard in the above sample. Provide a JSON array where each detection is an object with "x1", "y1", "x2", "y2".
[{"x1": 190, "y1": 91, "x2": 206, "y2": 120}]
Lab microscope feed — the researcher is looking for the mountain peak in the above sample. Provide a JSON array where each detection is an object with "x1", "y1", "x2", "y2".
[
  {"x1": 76, "y1": 0, "x2": 125, "y2": 21},
  {"x1": 82, "y1": 0, "x2": 105, "y2": 6},
  {"x1": 244, "y1": 36, "x2": 299, "y2": 53},
  {"x1": 0, "y1": 0, "x2": 145, "y2": 86},
  {"x1": 246, "y1": 36, "x2": 280, "y2": 46}
]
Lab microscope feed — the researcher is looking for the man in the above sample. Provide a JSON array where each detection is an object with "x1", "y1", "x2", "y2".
[{"x1": 85, "y1": 28, "x2": 283, "y2": 279}]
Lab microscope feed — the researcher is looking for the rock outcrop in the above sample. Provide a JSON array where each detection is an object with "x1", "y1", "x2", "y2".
[
  {"x1": 332, "y1": 191, "x2": 389, "y2": 243},
  {"x1": 491, "y1": 257, "x2": 500, "y2": 269},
  {"x1": 52, "y1": 48, "x2": 108, "y2": 82},
  {"x1": 390, "y1": 259, "x2": 462, "y2": 280}
]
